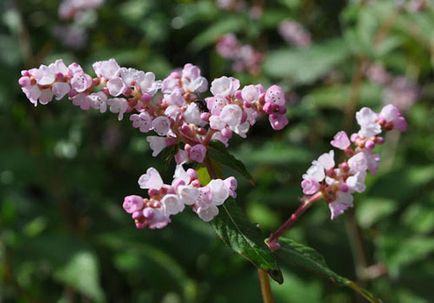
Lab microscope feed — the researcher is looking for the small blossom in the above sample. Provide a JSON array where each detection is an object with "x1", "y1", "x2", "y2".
[
  {"x1": 329, "y1": 192, "x2": 354, "y2": 220},
  {"x1": 330, "y1": 131, "x2": 351, "y2": 150},
  {"x1": 138, "y1": 167, "x2": 164, "y2": 190},
  {"x1": 188, "y1": 144, "x2": 207, "y2": 163}
]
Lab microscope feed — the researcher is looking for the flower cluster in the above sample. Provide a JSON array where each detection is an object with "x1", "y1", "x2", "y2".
[
  {"x1": 123, "y1": 165, "x2": 237, "y2": 229},
  {"x1": 301, "y1": 105, "x2": 407, "y2": 219},
  {"x1": 216, "y1": 34, "x2": 263, "y2": 75},
  {"x1": 278, "y1": 20, "x2": 311, "y2": 48},
  {"x1": 19, "y1": 58, "x2": 289, "y2": 229},
  {"x1": 19, "y1": 59, "x2": 288, "y2": 164},
  {"x1": 366, "y1": 64, "x2": 419, "y2": 111}
]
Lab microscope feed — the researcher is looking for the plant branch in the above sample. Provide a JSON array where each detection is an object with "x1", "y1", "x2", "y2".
[
  {"x1": 257, "y1": 268, "x2": 274, "y2": 303},
  {"x1": 203, "y1": 157, "x2": 275, "y2": 303},
  {"x1": 266, "y1": 192, "x2": 322, "y2": 251}
]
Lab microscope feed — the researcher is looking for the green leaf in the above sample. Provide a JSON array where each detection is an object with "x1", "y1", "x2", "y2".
[
  {"x1": 208, "y1": 141, "x2": 254, "y2": 183},
  {"x1": 55, "y1": 251, "x2": 105, "y2": 302},
  {"x1": 190, "y1": 17, "x2": 246, "y2": 51},
  {"x1": 264, "y1": 39, "x2": 351, "y2": 84},
  {"x1": 210, "y1": 199, "x2": 283, "y2": 284},
  {"x1": 278, "y1": 237, "x2": 381, "y2": 303},
  {"x1": 197, "y1": 167, "x2": 282, "y2": 284}
]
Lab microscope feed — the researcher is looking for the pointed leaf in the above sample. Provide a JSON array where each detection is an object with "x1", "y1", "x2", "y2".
[
  {"x1": 208, "y1": 141, "x2": 254, "y2": 183},
  {"x1": 278, "y1": 237, "x2": 381, "y2": 303},
  {"x1": 211, "y1": 200, "x2": 283, "y2": 284},
  {"x1": 197, "y1": 166, "x2": 282, "y2": 283}
]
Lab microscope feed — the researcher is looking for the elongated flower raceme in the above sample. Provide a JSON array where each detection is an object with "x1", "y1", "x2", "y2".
[
  {"x1": 19, "y1": 58, "x2": 289, "y2": 228},
  {"x1": 301, "y1": 104, "x2": 407, "y2": 219},
  {"x1": 19, "y1": 59, "x2": 288, "y2": 163}
]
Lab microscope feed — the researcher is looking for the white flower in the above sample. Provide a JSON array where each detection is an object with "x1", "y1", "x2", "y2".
[
  {"x1": 130, "y1": 112, "x2": 152, "y2": 133},
  {"x1": 303, "y1": 163, "x2": 325, "y2": 182},
  {"x1": 183, "y1": 103, "x2": 202, "y2": 125},
  {"x1": 346, "y1": 171, "x2": 366, "y2": 193},
  {"x1": 52, "y1": 82, "x2": 70, "y2": 100},
  {"x1": 138, "y1": 167, "x2": 164, "y2": 190},
  {"x1": 177, "y1": 185, "x2": 200, "y2": 205},
  {"x1": 92, "y1": 58, "x2": 120, "y2": 80},
  {"x1": 220, "y1": 104, "x2": 242, "y2": 127},
  {"x1": 107, "y1": 97, "x2": 128, "y2": 120},
  {"x1": 196, "y1": 205, "x2": 219, "y2": 222},
  {"x1": 328, "y1": 192, "x2": 354, "y2": 220},
  {"x1": 207, "y1": 179, "x2": 230, "y2": 206},
  {"x1": 146, "y1": 136, "x2": 170, "y2": 157},
  {"x1": 152, "y1": 116, "x2": 171, "y2": 136},
  {"x1": 348, "y1": 152, "x2": 368, "y2": 174},
  {"x1": 314, "y1": 150, "x2": 335, "y2": 170},
  {"x1": 107, "y1": 77, "x2": 126, "y2": 96},
  {"x1": 241, "y1": 85, "x2": 260, "y2": 103},
  {"x1": 210, "y1": 76, "x2": 239, "y2": 97},
  {"x1": 161, "y1": 194, "x2": 184, "y2": 215},
  {"x1": 356, "y1": 107, "x2": 381, "y2": 138}
]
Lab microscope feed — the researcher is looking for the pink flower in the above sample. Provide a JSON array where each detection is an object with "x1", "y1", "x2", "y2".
[
  {"x1": 210, "y1": 76, "x2": 239, "y2": 97},
  {"x1": 188, "y1": 144, "x2": 207, "y2": 163},
  {"x1": 92, "y1": 59, "x2": 120, "y2": 80},
  {"x1": 328, "y1": 192, "x2": 354, "y2": 220},
  {"x1": 138, "y1": 167, "x2": 164, "y2": 190},
  {"x1": 130, "y1": 112, "x2": 153, "y2": 133},
  {"x1": 269, "y1": 114, "x2": 288, "y2": 130},
  {"x1": 330, "y1": 131, "x2": 351, "y2": 150},
  {"x1": 301, "y1": 179, "x2": 320, "y2": 195}
]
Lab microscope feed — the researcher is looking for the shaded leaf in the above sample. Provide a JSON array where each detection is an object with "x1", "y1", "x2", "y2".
[
  {"x1": 210, "y1": 199, "x2": 283, "y2": 284},
  {"x1": 55, "y1": 251, "x2": 105, "y2": 302},
  {"x1": 208, "y1": 141, "x2": 254, "y2": 183},
  {"x1": 197, "y1": 167, "x2": 282, "y2": 283},
  {"x1": 264, "y1": 39, "x2": 351, "y2": 84},
  {"x1": 190, "y1": 17, "x2": 246, "y2": 51},
  {"x1": 278, "y1": 237, "x2": 381, "y2": 303}
]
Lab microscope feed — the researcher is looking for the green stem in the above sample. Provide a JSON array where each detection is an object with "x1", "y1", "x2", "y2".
[
  {"x1": 258, "y1": 268, "x2": 274, "y2": 303},
  {"x1": 203, "y1": 157, "x2": 275, "y2": 303}
]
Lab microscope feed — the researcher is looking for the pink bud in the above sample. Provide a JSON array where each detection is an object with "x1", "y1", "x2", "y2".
[
  {"x1": 365, "y1": 140, "x2": 375, "y2": 150},
  {"x1": 132, "y1": 211, "x2": 144, "y2": 220},
  {"x1": 221, "y1": 128, "x2": 233, "y2": 139},
  {"x1": 200, "y1": 112, "x2": 211, "y2": 121},
  {"x1": 187, "y1": 168, "x2": 198, "y2": 179},
  {"x1": 262, "y1": 102, "x2": 273, "y2": 114},
  {"x1": 141, "y1": 93, "x2": 152, "y2": 102},
  {"x1": 191, "y1": 179, "x2": 201, "y2": 187},
  {"x1": 18, "y1": 76, "x2": 31, "y2": 87}
]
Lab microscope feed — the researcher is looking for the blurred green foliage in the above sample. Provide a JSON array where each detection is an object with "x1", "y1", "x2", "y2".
[{"x1": 1, "y1": 0, "x2": 433, "y2": 302}]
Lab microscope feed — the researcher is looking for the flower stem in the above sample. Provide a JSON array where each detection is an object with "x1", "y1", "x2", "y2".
[
  {"x1": 203, "y1": 157, "x2": 275, "y2": 303},
  {"x1": 266, "y1": 192, "x2": 322, "y2": 250},
  {"x1": 257, "y1": 268, "x2": 274, "y2": 303}
]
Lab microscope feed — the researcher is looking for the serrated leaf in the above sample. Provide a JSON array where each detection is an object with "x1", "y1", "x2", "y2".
[
  {"x1": 208, "y1": 141, "x2": 254, "y2": 183},
  {"x1": 278, "y1": 237, "x2": 381, "y2": 303},
  {"x1": 211, "y1": 200, "x2": 283, "y2": 284}
]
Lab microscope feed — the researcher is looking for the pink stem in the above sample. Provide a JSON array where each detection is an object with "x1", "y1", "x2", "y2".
[{"x1": 266, "y1": 192, "x2": 323, "y2": 251}]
